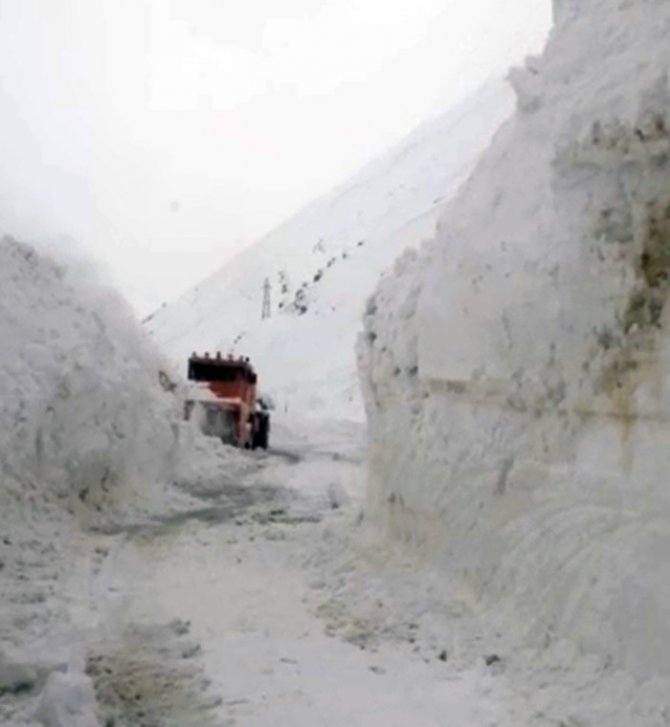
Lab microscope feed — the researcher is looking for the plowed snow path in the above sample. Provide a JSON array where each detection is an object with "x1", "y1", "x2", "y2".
[
  {"x1": 105, "y1": 523, "x2": 496, "y2": 726},
  {"x1": 93, "y1": 420, "x2": 537, "y2": 726}
]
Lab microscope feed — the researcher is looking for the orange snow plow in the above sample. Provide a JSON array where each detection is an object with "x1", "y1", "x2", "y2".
[{"x1": 184, "y1": 352, "x2": 270, "y2": 449}]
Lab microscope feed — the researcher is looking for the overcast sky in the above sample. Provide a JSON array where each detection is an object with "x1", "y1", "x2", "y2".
[{"x1": 0, "y1": 0, "x2": 551, "y2": 314}]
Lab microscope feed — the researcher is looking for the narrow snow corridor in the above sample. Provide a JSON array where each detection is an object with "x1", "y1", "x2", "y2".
[
  {"x1": 85, "y1": 419, "x2": 538, "y2": 727},
  {"x1": 107, "y1": 517, "x2": 477, "y2": 725}
]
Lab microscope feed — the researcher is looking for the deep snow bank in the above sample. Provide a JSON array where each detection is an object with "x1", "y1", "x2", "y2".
[
  {"x1": 0, "y1": 237, "x2": 184, "y2": 725},
  {"x1": 359, "y1": 0, "x2": 670, "y2": 681},
  {"x1": 0, "y1": 237, "x2": 180, "y2": 513},
  {"x1": 0, "y1": 238, "x2": 234, "y2": 724}
]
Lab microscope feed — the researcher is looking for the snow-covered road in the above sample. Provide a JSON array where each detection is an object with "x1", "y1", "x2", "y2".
[
  {"x1": 107, "y1": 512, "x2": 487, "y2": 726},
  {"x1": 83, "y1": 418, "x2": 543, "y2": 727},
  {"x1": 5, "y1": 412, "x2": 646, "y2": 726}
]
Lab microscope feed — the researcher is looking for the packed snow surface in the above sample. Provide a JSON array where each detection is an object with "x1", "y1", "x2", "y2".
[
  {"x1": 359, "y1": 0, "x2": 670, "y2": 708},
  {"x1": 147, "y1": 80, "x2": 514, "y2": 421}
]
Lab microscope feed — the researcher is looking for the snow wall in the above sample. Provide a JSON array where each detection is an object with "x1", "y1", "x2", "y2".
[
  {"x1": 359, "y1": 0, "x2": 670, "y2": 680},
  {"x1": 0, "y1": 237, "x2": 180, "y2": 516}
]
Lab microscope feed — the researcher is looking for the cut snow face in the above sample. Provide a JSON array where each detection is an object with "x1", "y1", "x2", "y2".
[
  {"x1": 146, "y1": 80, "x2": 514, "y2": 421},
  {"x1": 359, "y1": 0, "x2": 670, "y2": 689}
]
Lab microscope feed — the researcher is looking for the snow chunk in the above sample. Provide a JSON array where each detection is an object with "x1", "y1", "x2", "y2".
[
  {"x1": 0, "y1": 649, "x2": 38, "y2": 694},
  {"x1": 34, "y1": 670, "x2": 99, "y2": 727}
]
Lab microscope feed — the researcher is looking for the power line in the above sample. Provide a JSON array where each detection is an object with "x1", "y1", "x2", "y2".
[{"x1": 261, "y1": 277, "x2": 271, "y2": 320}]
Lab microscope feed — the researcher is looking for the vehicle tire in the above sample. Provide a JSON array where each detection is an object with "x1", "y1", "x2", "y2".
[{"x1": 258, "y1": 417, "x2": 269, "y2": 450}]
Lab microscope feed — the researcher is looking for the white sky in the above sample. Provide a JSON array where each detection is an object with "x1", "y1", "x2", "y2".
[{"x1": 0, "y1": 0, "x2": 552, "y2": 314}]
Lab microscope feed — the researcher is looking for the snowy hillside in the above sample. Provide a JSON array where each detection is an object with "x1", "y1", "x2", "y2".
[
  {"x1": 359, "y1": 0, "x2": 670, "y2": 712},
  {"x1": 147, "y1": 80, "x2": 514, "y2": 420}
]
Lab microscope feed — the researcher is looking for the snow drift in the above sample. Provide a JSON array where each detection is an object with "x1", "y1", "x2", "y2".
[
  {"x1": 147, "y1": 81, "x2": 514, "y2": 421},
  {"x1": 359, "y1": 0, "x2": 670, "y2": 682}
]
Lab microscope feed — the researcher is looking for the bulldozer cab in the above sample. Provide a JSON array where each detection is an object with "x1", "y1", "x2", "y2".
[
  {"x1": 187, "y1": 353, "x2": 257, "y2": 403},
  {"x1": 185, "y1": 353, "x2": 269, "y2": 450}
]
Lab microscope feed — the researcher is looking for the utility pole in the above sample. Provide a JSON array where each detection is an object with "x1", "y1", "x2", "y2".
[{"x1": 261, "y1": 277, "x2": 272, "y2": 320}]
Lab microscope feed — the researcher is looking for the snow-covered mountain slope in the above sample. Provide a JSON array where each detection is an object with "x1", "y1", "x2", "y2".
[
  {"x1": 359, "y1": 0, "x2": 670, "y2": 697},
  {"x1": 146, "y1": 80, "x2": 514, "y2": 420}
]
